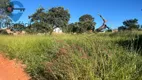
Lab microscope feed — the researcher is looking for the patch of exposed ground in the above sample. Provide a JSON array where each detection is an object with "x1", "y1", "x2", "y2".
[{"x1": 0, "y1": 53, "x2": 30, "y2": 80}]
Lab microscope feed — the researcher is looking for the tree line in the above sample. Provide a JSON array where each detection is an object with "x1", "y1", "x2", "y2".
[
  {"x1": 0, "y1": 0, "x2": 142, "y2": 35},
  {"x1": 118, "y1": 19, "x2": 141, "y2": 31}
]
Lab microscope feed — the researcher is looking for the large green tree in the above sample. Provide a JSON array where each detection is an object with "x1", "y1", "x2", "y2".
[
  {"x1": 79, "y1": 14, "x2": 96, "y2": 32},
  {"x1": 28, "y1": 7, "x2": 49, "y2": 33},
  {"x1": 68, "y1": 22, "x2": 80, "y2": 33},
  {"x1": 29, "y1": 7, "x2": 46, "y2": 22},
  {"x1": 29, "y1": 6, "x2": 70, "y2": 35},
  {"x1": 123, "y1": 19, "x2": 140, "y2": 30},
  {"x1": 67, "y1": 14, "x2": 96, "y2": 33},
  {"x1": 79, "y1": 14, "x2": 94, "y2": 22},
  {"x1": 46, "y1": 7, "x2": 70, "y2": 34}
]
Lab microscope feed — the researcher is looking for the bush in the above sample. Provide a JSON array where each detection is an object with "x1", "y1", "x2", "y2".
[{"x1": 0, "y1": 29, "x2": 8, "y2": 35}]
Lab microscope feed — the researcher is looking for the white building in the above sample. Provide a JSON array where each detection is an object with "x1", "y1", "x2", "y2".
[{"x1": 53, "y1": 27, "x2": 62, "y2": 33}]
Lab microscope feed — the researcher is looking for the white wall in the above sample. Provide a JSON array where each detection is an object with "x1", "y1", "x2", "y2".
[{"x1": 53, "y1": 27, "x2": 62, "y2": 33}]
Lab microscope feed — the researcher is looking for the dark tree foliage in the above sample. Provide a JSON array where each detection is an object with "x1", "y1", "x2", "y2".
[
  {"x1": 11, "y1": 23, "x2": 25, "y2": 31},
  {"x1": 0, "y1": 0, "x2": 10, "y2": 8},
  {"x1": 68, "y1": 22, "x2": 80, "y2": 33},
  {"x1": 79, "y1": 14, "x2": 96, "y2": 32},
  {"x1": 28, "y1": 22, "x2": 49, "y2": 33},
  {"x1": 0, "y1": 0, "x2": 11, "y2": 29},
  {"x1": 29, "y1": 7, "x2": 46, "y2": 22},
  {"x1": 67, "y1": 14, "x2": 96, "y2": 33},
  {"x1": 29, "y1": 6, "x2": 70, "y2": 34},
  {"x1": 79, "y1": 14, "x2": 94, "y2": 22},
  {"x1": 46, "y1": 7, "x2": 70, "y2": 34},
  {"x1": 123, "y1": 19, "x2": 140, "y2": 30},
  {"x1": 118, "y1": 26, "x2": 127, "y2": 31},
  {"x1": 67, "y1": 23, "x2": 75, "y2": 33},
  {"x1": 28, "y1": 7, "x2": 49, "y2": 33}
]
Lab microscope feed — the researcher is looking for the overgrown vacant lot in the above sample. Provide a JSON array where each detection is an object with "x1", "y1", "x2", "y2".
[{"x1": 0, "y1": 32, "x2": 142, "y2": 80}]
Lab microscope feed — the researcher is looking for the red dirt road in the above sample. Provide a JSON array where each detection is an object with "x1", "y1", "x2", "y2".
[{"x1": 0, "y1": 54, "x2": 30, "y2": 80}]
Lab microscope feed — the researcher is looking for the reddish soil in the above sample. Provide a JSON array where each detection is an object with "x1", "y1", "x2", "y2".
[{"x1": 0, "y1": 54, "x2": 30, "y2": 80}]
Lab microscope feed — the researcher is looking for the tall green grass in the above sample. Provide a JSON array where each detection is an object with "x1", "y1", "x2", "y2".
[{"x1": 0, "y1": 32, "x2": 141, "y2": 80}]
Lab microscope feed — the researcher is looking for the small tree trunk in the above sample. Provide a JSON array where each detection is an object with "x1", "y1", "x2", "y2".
[
  {"x1": 49, "y1": 25, "x2": 56, "y2": 35},
  {"x1": 49, "y1": 29, "x2": 53, "y2": 35}
]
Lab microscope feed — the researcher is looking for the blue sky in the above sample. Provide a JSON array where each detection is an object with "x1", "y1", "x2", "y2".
[{"x1": 11, "y1": 0, "x2": 142, "y2": 29}]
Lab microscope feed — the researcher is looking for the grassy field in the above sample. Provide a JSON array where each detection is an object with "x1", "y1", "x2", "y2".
[{"x1": 0, "y1": 32, "x2": 142, "y2": 80}]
